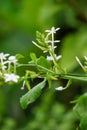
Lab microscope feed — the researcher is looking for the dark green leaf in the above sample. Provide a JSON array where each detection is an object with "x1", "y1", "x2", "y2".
[
  {"x1": 20, "y1": 79, "x2": 46, "y2": 109},
  {"x1": 37, "y1": 56, "x2": 51, "y2": 69},
  {"x1": 80, "y1": 114, "x2": 87, "y2": 130}
]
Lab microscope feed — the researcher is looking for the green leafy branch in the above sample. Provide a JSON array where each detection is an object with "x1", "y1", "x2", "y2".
[
  {"x1": 0, "y1": 27, "x2": 87, "y2": 110},
  {"x1": 19, "y1": 27, "x2": 87, "y2": 109}
]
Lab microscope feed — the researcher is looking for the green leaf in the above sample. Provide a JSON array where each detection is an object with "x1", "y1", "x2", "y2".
[
  {"x1": 73, "y1": 93, "x2": 87, "y2": 129},
  {"x1": 36, "y1": 31, "x2": 46, "y2": 46},
  {"x1": 80, "y1": 114, "x2": 87, "y2": 130},
  {"x1": 73, "y1": 93, "x2": 87, "y2": 118},
  {"x1": 16, "y1": 54, "x2": 24, "y2": 59},
  {"x1": 30, "y1": 53, "x2": 37, "y2": 63},
  {"x1": 37, "y1": 56, "x2": 51, "y2": 69},
  {"x1": 20, "y1": 79, "x2": 46, "y2": 109}
]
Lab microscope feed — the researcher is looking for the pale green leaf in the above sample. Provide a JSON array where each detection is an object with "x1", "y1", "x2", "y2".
[
  {"x1": 16, "y1": 54, "x2": 24, "y2": 59},
  {"x1": 30, "y1": 53, "x2": 37, "y2": 63},
  {"x1": 36, "y1": 31, "x2": 45, "y2": 46},
  {"x1": 20, "y1": 79, "x2": 46, "y2": 109}
]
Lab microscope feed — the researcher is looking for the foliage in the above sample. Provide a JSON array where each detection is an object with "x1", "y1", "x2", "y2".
[
  {"x1": 20, "y1": 79, "x2": 46, "y2": 109},
  {"x1": 73, "y1": 93, "x2": 87, "y2": 130},
  {"x1": 1, "y1": 0, "x2": 87, "y2": 130}
]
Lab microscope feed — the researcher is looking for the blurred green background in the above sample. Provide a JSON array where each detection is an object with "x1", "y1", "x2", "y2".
[{"x1": 0, "y1": 0, "x2": 87, "y2": 130}]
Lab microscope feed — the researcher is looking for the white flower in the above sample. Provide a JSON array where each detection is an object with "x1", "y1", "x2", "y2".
[
  {"x1": 56, "y1": 55, "x2": 62, "y2": 60},
  {"x1": 8, "y1": 56, "x2": 17, "y2": 63},
  {"x1": 45, "y1": 27, "x2": 60, "y2": 35},
  {"x1": 55, "y1": 86, "x2": 66, "y2": 91},
  {"x1": 47, "y1": 56, "x2": 53, "y2": 61},
  {"x1": 4, "y1": 73, "x2": 20, "y2": 83},
  {"x1": 0, "y1": 53, "x2": 9, "y2": 60},
  {"x1": 7, "y1": 56, "x2": 18, "y2": 73},
  {"x1": 47, "y1": 55, "x2": 62, "y2": 61},
  {"x1": 0, "y1": 53, "x2": 9, "y2": 70},
  {"x1": 45, "y1": 27, "x2": 60, "y2": 47}
]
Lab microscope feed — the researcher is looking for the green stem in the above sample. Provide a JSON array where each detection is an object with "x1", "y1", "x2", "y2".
[
  {"x1": 18, "y1": 63, "x2": 56, "y2": 74},
  {"x1": 18, "y1": 64, "x2": 87, "y2": 81},
  {"x1": 61, "y1": 74, "x2": 87, "y2": 81},
  {"x1": 49, "y1": 50, "x2": 64, "y2": 74},
  {"x1": 51, "y1": 32, "x2": 54, "y2": 53}
]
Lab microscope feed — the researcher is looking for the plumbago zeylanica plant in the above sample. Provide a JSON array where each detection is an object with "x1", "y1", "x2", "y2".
[
  {"x1": 0, "y1": 27, "x2": 87, "y2": 112},
  {"x1": 1, "y1": 27, "x2": 87, "y2": 129}
]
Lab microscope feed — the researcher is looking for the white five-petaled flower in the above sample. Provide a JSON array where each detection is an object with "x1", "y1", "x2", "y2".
[
  {"x1": 45, "y1": 27, "x2": 60, "y2": 35},
  {"x1": 47, "y1": 55, "x2": 62, "y2": 61},
  {"x1": 0, "y1": 53, "x2": 10, "y2": 70},
  {"x1": 0, "y1": 53, "x2": 9, "y2": 60},
  {"x1": 8, "y1": 56, "x2": 17, "y2": 63},
  {"x1": 45, "y1": 27, "x2": 60, "y2": 44},
  {"x1": 4, "y1": 73, "x2": 20, "y2": 83}
]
